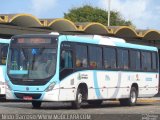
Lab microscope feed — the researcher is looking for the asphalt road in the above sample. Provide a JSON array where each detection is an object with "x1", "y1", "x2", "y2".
[{"x1": 0, "y1": 101, "x2": 159, "y2": 120}]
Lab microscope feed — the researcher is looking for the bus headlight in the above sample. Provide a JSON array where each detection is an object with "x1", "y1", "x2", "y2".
[{"x1": 45, "y1": 82, "x2": 56, "y2": 92}]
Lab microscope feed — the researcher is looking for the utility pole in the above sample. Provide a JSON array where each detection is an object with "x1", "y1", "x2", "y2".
[{"x1": 108, "y1": 0, "x2": 111, "y2": 27}]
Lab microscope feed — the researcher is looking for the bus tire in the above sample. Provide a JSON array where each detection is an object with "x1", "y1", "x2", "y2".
[
  {"x1": 0, "y1": 98, "x2": 6, "y2": 102},
  {"x1": 119, "y1": 87, "x2": 137, "y2": 106},
  {"x1": 32, "y1": 101, "x2": 42, "y2": 109},
  {"x1": 88, "y1": 100, "x2": 103, "y2": 106},
  {"x1": 71, "y1": 89, "x2": 83, "y2": 109}
]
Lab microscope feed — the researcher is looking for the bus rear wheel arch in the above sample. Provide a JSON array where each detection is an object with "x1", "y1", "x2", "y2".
[{"x1": 119, "y1": 86, "x2": 138, "y2": 106}]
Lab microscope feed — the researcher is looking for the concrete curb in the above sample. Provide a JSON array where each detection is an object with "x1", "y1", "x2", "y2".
[{"x1": 137, "y1": 98, "x2": 160, "y2": 103}]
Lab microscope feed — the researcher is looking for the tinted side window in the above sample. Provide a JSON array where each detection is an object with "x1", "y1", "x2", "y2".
[
  {"x1": 141, "y1": 51, "x2": 151, "y2": 71},
  {"x1": 89, "y1": 46, "x2": 102, "y2": 69},
  {"x1": 0, "y1": 44, "x2": 9, "y2": 65},
  {"x1": 75, "y1": 45, "x2": 88, "y2": 68},
  {"x1": 60, "y1": 50, "x2": 73, "y2": 70},
  {"x1": 130, "y1": 50, "x2": 140, "y2": 70},
  {"x1": 117, "y1": 49, "x2": 129, "y2": 70},
  {"x1": 151, "y1": 52, "x2": 157, "y2": 71},
  {"x1": 103, "y1": 47, "x2": 116, "y2": 69}
]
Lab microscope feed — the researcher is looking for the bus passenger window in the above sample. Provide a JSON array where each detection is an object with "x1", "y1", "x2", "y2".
[
  {"x1": 117, "y1": 49, "x2": 129, "y2": 70},
  {"x1": 130, "y1": 50, "x2": 141, "y2": 70},
  {"x1": 75, "y1": 45, "x2": 88, "y2": 68},
  {"x1": 151, "y1": 52, "x2": 157, "y2": 71},
  {"x1": 60, "y1": 50, "x2": 73, "y2": 70},
  {"x1": 103, "y1": 47, "x2": 116, "y2": 69},
  {"x1": 141, "y1": 52, "x2": 151, "y2": 71},
  {"x1": 89, "y1": 46, "x2": 102, "y2": 69}
]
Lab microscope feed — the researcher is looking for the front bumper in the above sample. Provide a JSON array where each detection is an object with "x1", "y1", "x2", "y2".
[{"x1": 6, "y1": 89, "x2": 59, "y2": 101}]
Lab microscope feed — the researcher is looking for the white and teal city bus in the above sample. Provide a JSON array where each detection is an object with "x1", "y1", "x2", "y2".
[
  {"x1": 0, "y1": 38, "x2": 10, "y2": 99},
  {"x1": 6, "y1": 34, "x2": 159, "y2": 109}
]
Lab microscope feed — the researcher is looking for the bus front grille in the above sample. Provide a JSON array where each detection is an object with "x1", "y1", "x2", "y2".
[
  {"x1": 10, "y1": 78, "x2": 49, "y2": 86},
  {"x1": 14, "y1": 93, "x2": 42, "y2": 99}
]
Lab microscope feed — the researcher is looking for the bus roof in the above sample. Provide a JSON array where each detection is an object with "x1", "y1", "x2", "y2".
[
  {"x1": 63, "y1": 35, "x2": 157, "y2": 52},
  {"x1": 0, "y1": 38, "x2": 10, "y2": 44}
]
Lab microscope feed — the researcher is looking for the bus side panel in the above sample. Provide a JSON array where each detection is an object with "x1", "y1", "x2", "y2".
[
  {"x1": 43, "y1": 88, "x2": 59, "y2": 101},
  {"x1": 54, "y1": 71, "x2": 158, "y2": 101},
  {"x1": 103, "y1": 71, "x2": 132, "y2": 99},
  {"x1": 96, "y1": 71, "x2": 118, "y2": 99},
  {"x1": 58, "y1": 71, "x2": 98, "y2": 101},
  {"x1": 0, "y1": 65, "x2": 6, "y2": 95},
  {"x1": 118, "y1": 72, "x2": 159, "y2": 98},
  {"x1": 95, "y1": 71, "x2": 108, "y2": 99},
  {"x1": 87, "y1": 71, "x2": 108, "y2": 100},
  {"x1": 58, "y1": 73, "x2": 77, "y2": 101},
  {"x1": 138, "y1": 73, "x2": 159, "y2": 97},
  {"x1": 88, "y1": 71, "x2": 128, "y2": 100},
  {"x1": 114, "y1": 72, "x2": 131, "y2": 99},
  {"x1": 87, "y1": 71, "x2": 101, "y2": 100},
  {"x1": 57, "y1": 70, "x2": 159, "y2": 101}
]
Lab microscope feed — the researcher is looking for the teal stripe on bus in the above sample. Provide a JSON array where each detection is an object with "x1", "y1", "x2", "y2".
[{"x1": 93, "y1": 71, "x2": 101, "y2": 98}]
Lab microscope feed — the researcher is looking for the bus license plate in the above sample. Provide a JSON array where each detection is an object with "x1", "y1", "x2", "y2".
[{"x1": 23, "y1": 96, "x2": 33, "y2": 100}]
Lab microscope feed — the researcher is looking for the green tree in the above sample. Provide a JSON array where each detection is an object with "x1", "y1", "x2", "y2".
[{"x1": 64, "y1": 5, "x2": 133, "y2": 26}]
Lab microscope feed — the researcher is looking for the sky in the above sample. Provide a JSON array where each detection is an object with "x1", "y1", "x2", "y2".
[{"x1": 0, "y1": 0, "x2": 160, "y2": 30}]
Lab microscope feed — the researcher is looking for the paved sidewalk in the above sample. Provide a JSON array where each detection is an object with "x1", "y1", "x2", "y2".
[{"x1": 138, "y1": 97, "x2": 160, "y2": 102}]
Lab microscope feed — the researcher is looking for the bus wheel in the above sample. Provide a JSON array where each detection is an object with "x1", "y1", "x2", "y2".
[
  {"x1": 32, "y1": 101, "x2": 42, "y2": 109},
  {"x1": 72, "y1": 89, "x2": 83, "y2": 109},
  {"x1": 0, "y1": 98, "x2": 6, "y2": 102},
  {"x1": 88, "y1": 100, "x2": 103, "y2": 106},
  {"x1": 119, "y1": 87, "x2": 137, "y2": 106}
]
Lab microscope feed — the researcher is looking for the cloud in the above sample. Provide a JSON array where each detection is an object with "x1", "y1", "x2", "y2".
[
  {"x1": 98, "y1": 0, "x2": 160, "y2": 30},
  {"x1": 31, "y1": 0, "x2": 57, "y2": 17}
]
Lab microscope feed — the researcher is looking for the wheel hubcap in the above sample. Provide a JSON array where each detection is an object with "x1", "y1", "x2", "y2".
[{"x1": 131, "y1": 91, "x2": 136, "y2": 103}]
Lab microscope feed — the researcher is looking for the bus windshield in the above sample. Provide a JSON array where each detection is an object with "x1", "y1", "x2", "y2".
[{"x1": 7, "y1": 45, "x2": 57, "y2": 80}]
